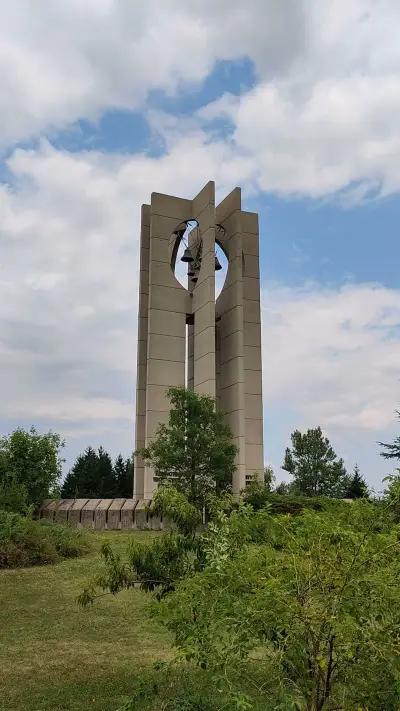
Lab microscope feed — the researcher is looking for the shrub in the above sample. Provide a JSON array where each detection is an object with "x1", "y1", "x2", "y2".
[
  {"x1": 0, "y1": 510, "x2": 89, "y2": 568},
  {"x1": 242, "y1": 481, "x2": 333, "y2": 515}
]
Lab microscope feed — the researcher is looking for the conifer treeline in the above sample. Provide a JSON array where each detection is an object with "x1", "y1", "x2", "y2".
[{"x1": 61, "y1": 447, "x2": 133, "y2": 498}]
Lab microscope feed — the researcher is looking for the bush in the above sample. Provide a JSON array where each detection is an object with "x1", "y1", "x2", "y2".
[
  {"x1": 0, "y1": 510, "x2": 89, "y2": 568},
  {"x1": 242, "y1": 481, "x2": 335, "y2": 515}
]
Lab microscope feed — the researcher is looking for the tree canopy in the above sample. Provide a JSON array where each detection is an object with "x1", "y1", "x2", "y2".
[
  {"x1": 61, "y1": 447, "x2": 133, "y2": 498},
  {"x1": 0, "y1": 426, "x2": 63, "y2": 512},
  {"x1": 283, "y1": 426, "x2": 348, "y2": 497},
  {"x1": 379, "y1": 410, "x2": 400, "y2": 461},
  {"x1": 140, "y1": 387, "x2": 237, "y2": 509}
]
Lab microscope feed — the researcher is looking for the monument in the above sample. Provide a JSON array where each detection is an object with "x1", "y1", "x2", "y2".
[
  {"x1": 40, "y1": 181, "x2": 264, "y2": 527},
  {"x1": 134, "y1": 181, "x2": 264, "y2": 500}
]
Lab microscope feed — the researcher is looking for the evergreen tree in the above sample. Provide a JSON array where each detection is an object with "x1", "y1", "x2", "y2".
[
  {"x1": 379, "y1": 410, "x2": 400, "y2": 461},
  {"x1": 113, "y1": 454, "x2": 134, "y2": 497},
  {"x1": 61, "y1": 446, "x2": 117, "y2": 498},
  {"x1": 283, "y1": 427, "x2": 348, "y2": 497},
  {"x1": 344, "y1": 464, "x2": 368, "y2": 499},
  {"x1": 97, "y1": 446, "x2": 117, "y2": 497}
]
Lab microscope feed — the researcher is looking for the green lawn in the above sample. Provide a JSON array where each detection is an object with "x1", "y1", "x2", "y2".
[{"x1": 0, "y1": 531, "x2": 171, "y2": 711}]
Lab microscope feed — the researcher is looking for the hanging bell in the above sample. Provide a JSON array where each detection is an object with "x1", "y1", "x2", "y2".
[
  {"x1": 181, "y1": 247, "x2": 194, "y2": 263},
  {"x1": 215, "y1": 254, "x2": 222, "y2": 271},
  {"x1": 187, "y1": 265, "x2": 195, "y2": 277},
  {"x1": 191, "y1": 275, "x2": 198, "y2": 283}
]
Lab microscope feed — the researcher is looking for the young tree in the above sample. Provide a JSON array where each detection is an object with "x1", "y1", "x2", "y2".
[
  {"x1": 379, "y1": 410, "x2": 400, "y2": 461},
  {"x1": 344, "y1": 464, "x2": 368, "y2": 499},
  {"x1": 140, "y1": 387, "x2": 237, "y2": 509},
  {"x1": 0, "y1": 426, "x2": 64, "y2": 512},
  {"x1": 263, "y1": 465, "x2": 275, "y2": 491},
  {"x1": 283, "y1": 427, "x2": 347, "y2": 497}
]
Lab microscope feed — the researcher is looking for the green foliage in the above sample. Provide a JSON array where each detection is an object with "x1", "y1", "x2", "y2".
[
  {"x1": 149, "y1": 483, "x2": 202, "y2": 535},
  {"x1": 0, "y1": 509, "x2": 89, "y2": 568},
  {"x1": 140, "y1": 387, "x2": 237, "y2": 509},
  {"x1": 283, "y1": 426, "x2": 348, "y2": 497},
  {"x1": 344, "y1": 464, "x2": 369, "y2": 499},
  {"x1": 263, "y1": 465, "x2": 275, "y2": 490},
  {"x1": 157, "y1": 502, "x2": 400, "y2": 710},
  {"x1": 114, "y1": 453, "x2": 134, "y2": 498},
  {"x1": 61, "y1": 447, "x2": 133, "y2": 498},
  {"x1": 0, "y1": 426, "x2": 64, "y2": 512},
  {"x1": 383, "y1": 470, "x2": 400, "y2": 522},
  {"x1": 242, "y1": 481, "x2": 331, "y2": 515},
  {"x1": 379, "y1": 410, "x2": 400, "y2": 461}
]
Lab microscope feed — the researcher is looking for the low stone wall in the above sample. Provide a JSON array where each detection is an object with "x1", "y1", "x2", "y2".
[{"x1": 40, "y1": 498, "x2": 164, "y2": 530}]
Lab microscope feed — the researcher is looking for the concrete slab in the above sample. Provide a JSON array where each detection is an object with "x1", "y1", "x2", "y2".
[
  {"x1": 81, "y1": 499, "x2": 101, "y2": 528},
  {"x1": 107, "y1": 499, "x2": 126, "y2": 530},
  {"x1": 134, "y1": 499, "x2": 149, "y2": 530},
  {"x1": 94, "y1": 499, "x2": 112, "y2": 529},
  {"x1": 121, "y1": 499, "x2": 137, "y2": 529},
  {"x1": 68, "y1": 499, "x2": 90, "y2": 527},
  {"x1": 55, "y1": 499, "x2": 75, "y2": 523},
  {"x1": 40, "y1": 499, "x2": 60, "y2": 521}
]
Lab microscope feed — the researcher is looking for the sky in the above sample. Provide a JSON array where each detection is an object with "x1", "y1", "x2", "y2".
[{"x1": 1, "y1": 1, "x2": 399, "y2": 491}]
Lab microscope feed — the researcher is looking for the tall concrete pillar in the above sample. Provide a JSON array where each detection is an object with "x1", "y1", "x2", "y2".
[{"x1": 134, "y1": 183, "x2": 264, "y2": 499}]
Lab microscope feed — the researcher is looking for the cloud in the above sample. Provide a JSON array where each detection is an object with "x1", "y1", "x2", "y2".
[
  {"x1": 198, "y1": 74, "x2": 400, "y2": 200},
  {"x1": 262, "y1": 283, "x2": 400, "y2": 432},
  {"x1": 0, "y1": 0, "x2": 308, "y2": 148}
]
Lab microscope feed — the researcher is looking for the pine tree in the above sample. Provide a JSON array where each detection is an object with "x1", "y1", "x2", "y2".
[
  {"x1": 61, "y1": 446, "x2": 117, "y2": 498},
  {"x1": 113, "y1": 454, "x2": 134, "y2": 497},
  {"x1": 283, "y1": 427, "x2": 347, "y2": 498},
  {"x1": 97, "y1": 446, "x2": 117, "y2": 498},
  {"x1": 379, "y1": 411, "x2": 400, "y2": 461},
  {"x1": 344, "y1": 464, "x2": 368, "y2": 499}
]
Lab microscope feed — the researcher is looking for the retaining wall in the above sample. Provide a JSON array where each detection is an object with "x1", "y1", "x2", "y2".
[{"x1": 39, "y1": 498, "x2": 164, "y2": 530}]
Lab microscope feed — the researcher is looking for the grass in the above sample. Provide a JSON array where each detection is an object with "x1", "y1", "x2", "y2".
[{"x1": 0, "y1": 530, "x2": 172, "y2": 711}]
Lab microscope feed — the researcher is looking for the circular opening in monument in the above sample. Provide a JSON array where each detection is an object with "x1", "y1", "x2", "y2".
[{"x1": 215, "y1": 242, "x2": 228, "y2": 300}]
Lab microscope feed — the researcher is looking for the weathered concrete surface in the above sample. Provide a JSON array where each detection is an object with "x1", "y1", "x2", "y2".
[
  {"x1": 55, "y1": 499, "x2": 74, "y2": 523},
  {"x1": 121, "y1": 499, "x2": 137, "y2": 529},
  {"x1": 81, "y1": 499, "x2": 101, "y2": 528},
  {"x1": 107, "y1": 498, "x2": 126, "y2": 529},
  {"x1": 94, "y1": 499, "x2": 112, "y2": 530},
  {"x1": 40, "y1": 499, "x2": 60, "y2": 521},
  {"x1": 69, "y1": 499, "x2": 90, "y2": 526},
  {"x1": 39, "y1": 498, "x2": 169, "y2": 530},
  {"x1": 134, "y1": 183, "x2": 264, "y2": 501}
]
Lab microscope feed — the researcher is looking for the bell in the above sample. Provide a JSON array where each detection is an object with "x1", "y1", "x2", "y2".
[
  {"x1": 181, "y1": 247, "x2": 194, "y2": 263},
  {"x1": 187, "y1": 266, "x2": 195, "y2": 277},
  {"x1": 191, "y1": 275, "x2": 198, "y2": 283},
  {"x1": 215, "y1": 255, "x2": 222, "y2": 271}
]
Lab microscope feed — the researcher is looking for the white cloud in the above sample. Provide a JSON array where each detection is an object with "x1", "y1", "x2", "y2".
[
  {"x1": 0, "y1": 0, "x2": 307, "y2": 148},
  {"x1": 2, "y1": 1, "x2": 400, "y2": 203},
  {"x1": 262, "y1": 282, "x2": 400, "y2": 433}
]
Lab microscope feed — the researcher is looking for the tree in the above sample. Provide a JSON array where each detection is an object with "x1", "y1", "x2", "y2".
[
  {"x1": 114, "y1": 454, "x2": 134, "y2": 498},
  {"x1": 140, "y1": 387, "x2": 237, "y2": 509},
  {"x1": 0, "y1": 426, "x2": 64, "y2": 512},
  {"x1": 97, "y1": 446, "x2": 116, "y2": 497},
  {"x1": 61, "y1": 446, "x2": 117, "y2": 498},
  {"x1": 263, "y1": 465, "x2": 275, "y2": 491},
  {"x1": 379, "y1": 410, "x2": 400, "y2": 461},
  {"x1": 283, "y1": 427, "x2": 348, "y2": 497},
  {"x1": 344, "y1": 464, "x2": 368, "y2": 499}
]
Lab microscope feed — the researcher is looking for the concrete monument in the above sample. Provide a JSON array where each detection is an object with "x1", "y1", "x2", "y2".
[{"x1": 134, "y1": 181, "x2": 264, "y2": 499}]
